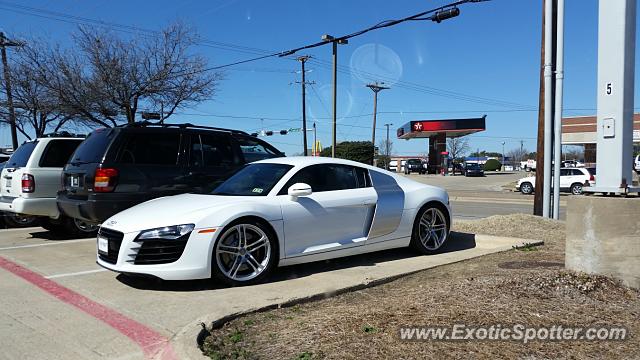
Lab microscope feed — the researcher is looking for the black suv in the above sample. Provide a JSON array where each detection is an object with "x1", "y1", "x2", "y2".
[
  {"x1": 57, "y1": 123, "x2": 284, "y2": 223},
  {"x1": 404, "y1": 158, "x2": 426, "y2": 174}
]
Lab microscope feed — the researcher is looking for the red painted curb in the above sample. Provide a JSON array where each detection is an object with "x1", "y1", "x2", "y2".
[{"x1": 0, "y1": 256, "x2": 176, "y2": 360}]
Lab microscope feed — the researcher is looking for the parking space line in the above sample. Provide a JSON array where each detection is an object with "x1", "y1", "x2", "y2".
[
  {"x1": 0, "y1": 255, "x2": 176, "y2": 360},
  {"x1": 45, "y1": 268, "x2": 108, "y2": 279},
  {"x1": 0, "y1": 239, "x2": 94, "y2": 251}
]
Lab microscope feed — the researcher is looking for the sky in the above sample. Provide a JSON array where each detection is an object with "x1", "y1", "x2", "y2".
[{"x1": 0, "y1": 0, "x2": 635, "y2": 156}]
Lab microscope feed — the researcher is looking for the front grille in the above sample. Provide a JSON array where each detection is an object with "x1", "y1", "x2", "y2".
[
  {"x1": 133, "y1": 239, "x2": 188, "y2": 265},
  {"x1": 98, "y1": 227, "x2": 124, "y2": 264}
]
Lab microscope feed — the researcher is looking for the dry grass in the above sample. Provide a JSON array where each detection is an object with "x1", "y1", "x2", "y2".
[{"x1": 202, "y1": 215, "x2": 639, "y2": 360}]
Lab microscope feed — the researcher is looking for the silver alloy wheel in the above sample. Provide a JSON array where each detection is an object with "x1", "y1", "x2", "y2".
[
  {"x1": 521, "y1": 182, "x2": 533, "y2": 194},
  {"x1": 418, "y1": 207, "x2": 448, "y2": 251},
  {"x1": 74, "y1": 218, "x2": 98, "y2": 233},
  {"x1": 571, "y1": 184, "x2": 583, "y2": 195},
  {"x1": 215, "y1": 224, "x2": 271, "y2": 282}
]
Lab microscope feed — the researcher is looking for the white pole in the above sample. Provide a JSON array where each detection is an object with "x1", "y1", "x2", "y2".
[
  {"x1": 552, "y1": 0, "x2": 565, "y2": 219},
  {"x1": 543, "y1": 0, "x2": 554, "y2": 218}
]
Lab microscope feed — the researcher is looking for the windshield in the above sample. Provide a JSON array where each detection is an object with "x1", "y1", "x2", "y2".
[
  {"x1": 466, "y1": 163, "x2": 480, "y2": 169},
  {"x1": 6, "y1": 141, "x2": 38, "y2": 168},
  {"x1": 211, "y1": 163, "x2": 293, "y2": 196},
  {"x1": 407, "y1": 159, "x2": 421, "y2": 165}
]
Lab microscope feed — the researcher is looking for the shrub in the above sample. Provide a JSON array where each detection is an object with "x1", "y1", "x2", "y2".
[
  {"x1": 483, "y1": 159, "x2": 502, "y2": 171},
  {"x1": 320, "y1": 141, "x2": 373, "y2": 165}
]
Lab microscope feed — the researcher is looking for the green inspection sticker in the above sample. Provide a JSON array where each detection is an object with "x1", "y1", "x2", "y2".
[{"x1": 252, "y1": 188, "x2": 264, "y2": 193}]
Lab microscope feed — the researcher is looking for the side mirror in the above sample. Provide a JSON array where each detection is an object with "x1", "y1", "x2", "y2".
[{"x1": 288, "y1": 183, "x2": 312, "y2": 199}]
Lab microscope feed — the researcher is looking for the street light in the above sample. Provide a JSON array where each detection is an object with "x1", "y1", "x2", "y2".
[
  {"x1": 322, "y1": 34, "x2": 348, "y2": 158},
  {"x1": 501, "y1": 141, "x2": 506, "y2": 171}
]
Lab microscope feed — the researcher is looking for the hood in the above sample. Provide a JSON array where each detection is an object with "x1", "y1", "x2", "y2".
[{"x1": 101, "y1": 193, "x2": 258, "y2": 233}]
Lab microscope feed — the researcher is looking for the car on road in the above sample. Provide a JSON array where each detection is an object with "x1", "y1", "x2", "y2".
[
  {"x1": 404, "y1": 158, "x2": 426, "y2": 174},
  {"x1": 561, "y1": 159, "x2": 584, "y2": 168},
  {"x1": 96, "y1": 157, "x2": 451, "y2": 285},
  {"x1": 635, "y1": 155, "x2": 640, "y2": 174},
  {"x1": 464, "y1": 162, "x2": 485, "y2": 177},
  {"x1": 516, "y1": 167, "x2": 595, "y2": 195},
  {"x1": 57, "y1": 122, "x2": 285, "y2": 225},
  {"x1": 0, "y1": 134, "x2": 93, "y2": 234}
]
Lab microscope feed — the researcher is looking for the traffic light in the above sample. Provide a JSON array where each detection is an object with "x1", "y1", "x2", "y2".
[{"x1": 280, "y1": 130, "x2": 288, "y2": 135}]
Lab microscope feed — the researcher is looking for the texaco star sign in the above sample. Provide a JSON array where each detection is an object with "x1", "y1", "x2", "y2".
[{"x1": 414, "y1": 122, "x2": 423, "y2": 131}]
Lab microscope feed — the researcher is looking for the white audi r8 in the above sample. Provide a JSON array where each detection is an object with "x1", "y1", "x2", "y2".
[{"x1": 97, "y1": 157, "x2": 451, "y2": 285}]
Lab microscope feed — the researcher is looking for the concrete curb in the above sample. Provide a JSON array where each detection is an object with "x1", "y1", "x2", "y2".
[{"x1": 170, "y1": 234, "x2": 535, "y2": 360}]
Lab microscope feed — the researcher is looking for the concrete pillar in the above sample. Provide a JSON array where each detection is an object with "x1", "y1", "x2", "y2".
[{"x1": 565, "y1": 196, "x2": 640, "y2": 288}]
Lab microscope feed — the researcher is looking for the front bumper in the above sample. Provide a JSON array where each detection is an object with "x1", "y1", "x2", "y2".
[
  {"x1": 96, "y1": 226, "x2": 218, "y2": 281},
  {"x1": 0, "y1": 196, "x2": 59, "y2": 218}
]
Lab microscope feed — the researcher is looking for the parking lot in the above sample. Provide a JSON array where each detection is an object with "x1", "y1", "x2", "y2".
[{"x1": 0, "y1": 171, "x2": 544, "y2": 359}]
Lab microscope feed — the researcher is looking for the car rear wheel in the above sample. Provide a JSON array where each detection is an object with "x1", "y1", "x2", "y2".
[
  {"x1": 520, "y1": 182, "x2": 534, "y2": 195},
  {"x1": 40, "y1": 216, "x2": 98, "y2": 238},
  {"x1": 570, "y1": 183, "x2": 583, "y2": 195},
  {"x1": 212, "y1": 220, "x2": 277, "y2": 286},
  {"x1": 3, "y1": 213, "x2": 38, "y2": 228},
  {"x1": 410, "y1": 204, "x2": 449, "y2": 254}
]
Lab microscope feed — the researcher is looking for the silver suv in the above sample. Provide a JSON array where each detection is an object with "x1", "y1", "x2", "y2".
[{"x1": 0, "y1": 135, "x2": 97, "y2": 236}]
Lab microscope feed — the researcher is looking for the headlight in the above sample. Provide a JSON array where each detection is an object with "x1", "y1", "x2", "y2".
[{"x1": 137, "y1": 224, "x2": 195, "y2": 240}]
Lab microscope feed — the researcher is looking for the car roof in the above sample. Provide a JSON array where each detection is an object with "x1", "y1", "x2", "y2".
[{"x1": 255, "y1": 156, "x2": 378, "y2": 170}]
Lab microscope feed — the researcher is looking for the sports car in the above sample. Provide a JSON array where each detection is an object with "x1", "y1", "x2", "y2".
[{"x1": 96, "y1": 157, "x2": 451, "y2": 285}]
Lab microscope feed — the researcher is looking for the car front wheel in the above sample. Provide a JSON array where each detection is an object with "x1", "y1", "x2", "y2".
[
  {"x1": 520, "y1": 182, "x2": 534, "y2": 195},
  {"x1": 212, "y1": 221, "x2": 277, "y2": 286},
  {"x1": 410, "y1": 205, "x2": 449, "y2": 254}
]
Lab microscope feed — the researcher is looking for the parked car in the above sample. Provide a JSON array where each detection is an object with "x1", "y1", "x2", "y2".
[
  {"x1": 0, "y1": 134, "x2": 93, "y2": 234},
  {"x1": 57, "y1": 122, "x2": 285, "y2": 225},
  {"x1": 96, "y1": 156, "x2": 451, "y2": 285},
  {"x1": 404, "y1": 158, "x2": 426, "y2": 174},
  {"x1": 516, "y1": 167, "x2": 595, "y2": 195},
  {"x1": 464, "y1": 162, "x2": 485, "y2": 177},
  {"x1": 634, "y1": 155, "x2": 640, "y2": 174},
  {"x1": 0, "y1": 161, "x2": 38, "y2": 228}
]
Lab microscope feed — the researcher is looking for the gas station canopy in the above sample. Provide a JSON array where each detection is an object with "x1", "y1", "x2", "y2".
[{"x1": 396, "y1": 116, "x2": 486, "y2": 139}]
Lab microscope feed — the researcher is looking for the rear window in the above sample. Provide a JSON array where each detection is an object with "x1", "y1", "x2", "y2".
[
  {"x1": 71, "y1": 129, "x2": 114, "y2": 164},
  {"x1": 6, "y1": 141, "x2": 38, "y2": 168},
  {"x1": 587, "y1": 168, "x2": 596, "y2": 175},
  {"x1": 407, "y1": 159, "x2": 421, "y2": 164},
  {"x1": 39, "y1": 140, "x2": 82, "y2": 167}
]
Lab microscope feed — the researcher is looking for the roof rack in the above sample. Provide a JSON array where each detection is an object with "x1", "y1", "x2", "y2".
[
  {"x1": 121, "y1": 121, "x2": 250, "y2": 136},
  {"x1": 41, "y1": 131, "x2": 87, "y2": 138}
]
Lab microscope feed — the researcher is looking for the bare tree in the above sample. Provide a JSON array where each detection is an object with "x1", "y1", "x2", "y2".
[
  {"x1": 0, "y1": 44, "x2": 72, "y2": 138},
  {"x1": 447, "y1": 137, "x2": 470, "y2": 161},
  {"x1": 38, "y1": 23, "x2": 221, "y2": 126},
  {"x1": 507, "y1": 146, "x2": 529, "y2": 164}
]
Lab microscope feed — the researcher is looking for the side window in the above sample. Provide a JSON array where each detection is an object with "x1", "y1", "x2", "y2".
[
  {"x1": 354, "y1": 167, "x2": 372, "y2": 188},
  {"x1": 235, "y1": 136, "x2": 281, "y2": 163},
  {"x1": 39, "y1": 140, "x2": 82, "y2": 167},
  {"x1": 118, "y1": 133, "x2": 180, "y2": 165},
  {"x1": 200, "y1": 134, "x2": 238, "y2": 167},
  {"x1": 572, "y1": 169, "x2": 584, "y2": 176},
  {"x1": 279, "y1": 164, "x2": 359, "y2": 194},
  {"x1": 560, "y1": 169, "x2": 569, "y2": 176}
]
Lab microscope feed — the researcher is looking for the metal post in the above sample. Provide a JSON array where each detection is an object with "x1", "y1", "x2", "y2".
[
  {"x1": 331, "y1": 41, "x2": 337, "y2": 158},
  {"x1": 0, "y1": 32, "x2": 20, "y2": 150},
  {"x1": 586, "y1": 0, "x2": 638, "y2": 194},
  {"x1": 298, "y1": 56, "x2": 310, "y2": 156},
  {"x1": 313, "y1": 122, "x2": 317, "y2": 156},
  {"x1": 542, "y1": 0, "x2": 554, "y2": 218},
  {"x1": 552, "y1": 0, "x2": 565, "y2": 219},
  {"x1": 384, "y1": 123, "x2": 393, "y2": 170}
]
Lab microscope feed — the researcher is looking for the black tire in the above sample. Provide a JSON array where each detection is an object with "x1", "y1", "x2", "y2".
[
  {"x1": 520, "y1": 182, "x2": 534, "y2": 195},
  {"x1": 211, "y1": 218, "x2": 278, "y2": 286},
  {"x1": 570, "y1": 183, "x2": 583, "y2": 195},
  {"x1": 40, "y1": 216, "x2": 98, "y2": 238},
  {"x1": 410, "y1": 203, "x2": 450, "y2": 255},
  {"x1": 3, "y1": 213, "x2": 39, "y2": 228}
]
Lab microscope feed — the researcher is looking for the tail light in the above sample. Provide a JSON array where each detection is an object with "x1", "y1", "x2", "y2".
[
  {"x1": 589, "y1": 174, "x2": 595, "y2": 181},
  {"x1": 94, "y1": 168, "x2": 118, "y2": 192},
  {"x1": 21, "y1": 174, "x2": 35, "y2": 193}
]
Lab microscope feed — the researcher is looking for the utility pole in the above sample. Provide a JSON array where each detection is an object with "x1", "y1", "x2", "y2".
[
  {"x1": 0, "y1": 32, "x2": 23, "y2": 150},
  {"x1": 502, "y1": 141, "x2": 506, "y2": 170},
  {"x1": 297, "y1": 55, "x2": 311, "y2": 156},
  {"x1": 366, "y1": 82, "x2": 390, "y2": 165},
  {"x1": 321, "y1": 35, "x2": 348, "y2": 158},
  {"x1": 384, "y1": 123, "x2": 393, "y2": 170},
  {"x1": 313, "y1": 122, "x2": 317, "y2": 156}
]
